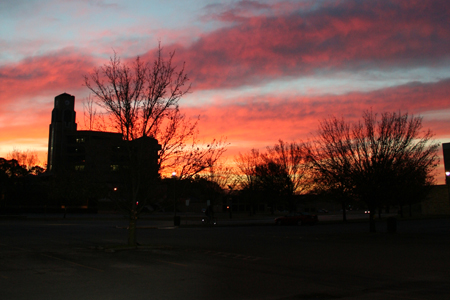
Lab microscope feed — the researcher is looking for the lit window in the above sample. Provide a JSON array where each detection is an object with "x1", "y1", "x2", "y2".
[{"x1": 75, "y1": 165, "x2": 85, "y2": 171}]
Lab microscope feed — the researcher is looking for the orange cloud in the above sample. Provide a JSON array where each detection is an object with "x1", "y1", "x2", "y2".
[
  {"x1": 177, "y1": 77, "x2": 450, "y2": 183},
  {"x1": 183, "y1": 78, "x2": 450, "y2": 152},
  {"x1": 1, "y1": 73, "x2": 449, "y2": 181}
]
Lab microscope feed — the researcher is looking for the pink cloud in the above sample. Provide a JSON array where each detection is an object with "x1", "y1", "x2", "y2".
[
  {"x1": 153, "y1": 0, "x2": 450, "y2": 91},
  {"x1": 0, "y1": 48, "x2": 96, "y2": 109},
  {"x1": 3, "y1": 0, "x2": 448, "y2": 108}
]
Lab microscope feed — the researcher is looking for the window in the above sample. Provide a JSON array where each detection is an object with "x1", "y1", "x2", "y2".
[{"x1": 75, "y1": 165, "x2": 85, "y2": 171}]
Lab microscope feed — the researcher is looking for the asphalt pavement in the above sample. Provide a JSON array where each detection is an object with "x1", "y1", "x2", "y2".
[
  {"x1": 1, "y1": 213, "x2": 449, "y2": 300},
  {"x1": 7, "y1": 210, "x2": 394, "y2": 226}
]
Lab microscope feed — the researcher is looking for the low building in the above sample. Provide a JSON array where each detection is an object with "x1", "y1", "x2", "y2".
[{"x1": 421, "y1": 185, "x2": 450, "y2": 215}]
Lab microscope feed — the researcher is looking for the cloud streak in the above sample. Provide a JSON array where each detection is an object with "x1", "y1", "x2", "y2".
[
  {"x1": 0, "y1": 49, "x2": 95, "y2": 110},
  {"x1": 188, "y1": 78, "x2": 450, "y2": 145},
  {"x1": 3, "y1": 0, "x2": 449, "y2": 101},
  {"x1": 168, "y1": 0, "x2": 450, "y2": 90}
]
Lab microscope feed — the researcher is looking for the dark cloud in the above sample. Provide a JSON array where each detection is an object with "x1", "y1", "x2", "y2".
[{"x1": 167, "y1": 0, "x2": 450, "y2": 91}]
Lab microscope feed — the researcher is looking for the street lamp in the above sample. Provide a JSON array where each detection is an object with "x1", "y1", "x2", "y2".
[{"x1": 171, "y1": 171, "x2": 180, "y2": 226}]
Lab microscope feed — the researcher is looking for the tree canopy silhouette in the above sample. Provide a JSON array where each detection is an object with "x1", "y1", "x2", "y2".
[
  {"x1": 306, "y1": 111, "x2": 439, "y2": 232},
  {"x1": 235, "y1": 140, "x2": 311, "y2": 214}
]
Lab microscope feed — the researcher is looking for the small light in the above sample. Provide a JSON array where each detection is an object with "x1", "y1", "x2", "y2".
[
  {"x1": 113, "y1": 187, "x2": 117, "y2": 191},
  {"x1": 446, "y1": 171, "x2": 450, "y2": 176},
  {"x1": 172, "y1": 172, "x2": 176, "y2": 177}
]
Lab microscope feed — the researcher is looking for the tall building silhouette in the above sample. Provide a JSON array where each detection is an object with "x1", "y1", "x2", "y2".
[
  {"x1": 47, "y1": 93, "x2": 77, "y2": 172},
  {"x1": 443, "y1": 143, "x2": 450, "y2": 185}
]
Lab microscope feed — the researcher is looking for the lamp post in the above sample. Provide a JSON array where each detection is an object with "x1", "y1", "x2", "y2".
[
  {"x1": 171, "y1": 172, "x2": 180, "y2": 226},
  {"x1": 227, "y1": 185, "x2": 233, "y2": 219},
  {"x1": 446, "y1": 172, "x2": 450, "y2": 207}
]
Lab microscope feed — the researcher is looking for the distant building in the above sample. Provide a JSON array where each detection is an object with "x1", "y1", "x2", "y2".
[
  {"x1": 443, "y1": 143, "x2": 450, "y2": 206},
  {"x1": 421, "y1": 184, "x2": 450, "y2": 215},
  {"x1": 47, "y1": 92, "x2": 161, "y2": 182},
  {"x1": 443, "y1": 143, "x2": 450, "y2": 185}
]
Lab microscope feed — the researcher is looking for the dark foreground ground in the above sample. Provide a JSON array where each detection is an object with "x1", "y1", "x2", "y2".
[{"x1": 1, "y1": 215, "x2": 449, "y2": 300}]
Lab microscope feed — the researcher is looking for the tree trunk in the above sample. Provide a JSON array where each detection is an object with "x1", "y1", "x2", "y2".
[
  {"x1": 128, "y1": 216, "x2": 137, "y2": 247},
  {"x1": 341, "y1": 200, "x2": 347, "y2": 223},
  {"x1": 369, "y1": 211, "x2": 376, "y2": 233}
]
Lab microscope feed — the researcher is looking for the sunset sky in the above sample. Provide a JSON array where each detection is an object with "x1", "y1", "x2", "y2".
[{"x1": 1, "y1": 0, "x2": 450, "y2": 182}]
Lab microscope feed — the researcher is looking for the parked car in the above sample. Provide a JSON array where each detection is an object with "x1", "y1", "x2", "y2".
[
  {"x1": 141, "y1": 203, "x2": 165, "y2": 213},
  {"x1": 275, "y1": 212, "x2": 318, "y2": 225}
]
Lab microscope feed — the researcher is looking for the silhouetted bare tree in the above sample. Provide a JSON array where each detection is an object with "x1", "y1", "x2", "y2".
[
  {"x1": 235, "y1": 149, "x2": 263, "y2": 214},
  {"x1": 84, "y1": 45, "x2": 226, "y2": 245},
  {"x1": 235, "y1": 141, "x2": 311, "y2": 214},
  {"x1": 264, "y1": 140, "x2": 312, "y2": 211},
  {"x1": 7, "y1": 149, "x2": 42, "y2": 174},
  {"x1": 306, "y1": 111, "x2": 439, "y2": 232}
]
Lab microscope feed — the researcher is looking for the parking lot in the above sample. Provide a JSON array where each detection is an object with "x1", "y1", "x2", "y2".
[{"x1": 1, "y1": 215, "x2": 450, "y2": 300}]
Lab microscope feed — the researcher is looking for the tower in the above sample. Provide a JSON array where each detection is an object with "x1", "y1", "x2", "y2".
[
  {"x1": 443, "y1": 143, "x2": 450, "y2": 185},
  {"x1": 47, "y1": 93, "x2": 77, "y2": 172},
  {"x1": 442, "y1": 143, "x2": 450, "y2": 209}
]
